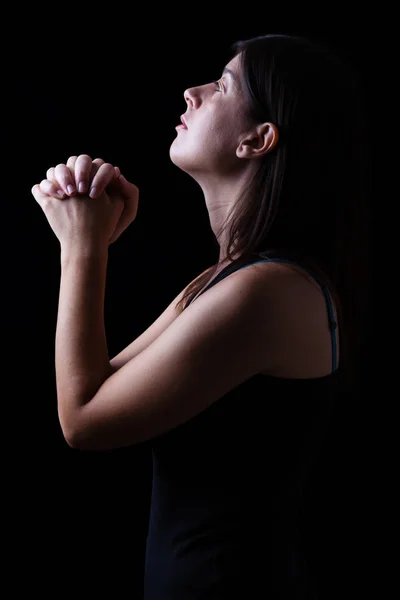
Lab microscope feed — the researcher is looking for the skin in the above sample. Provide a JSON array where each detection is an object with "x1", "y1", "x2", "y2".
[
  {"x1": 170, "y1": 54, "x2": 279, "y2": 264},
  {"x1": 33, "y1": 156, "x2": 139, "y2": 248},
  {"x1": 30, "y1": 54, "x2": 337, "y2": 451},
  {"x1": 33, "y1": 53, "x2": 278, "y2": 260}
]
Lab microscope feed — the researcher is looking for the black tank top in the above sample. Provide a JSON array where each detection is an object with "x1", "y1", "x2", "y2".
[{"x1": 143, "y1": 255, "x2": 341, "y2": 599}]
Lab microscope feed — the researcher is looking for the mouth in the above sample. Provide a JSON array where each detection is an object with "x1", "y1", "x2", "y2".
[{"x1": 179, "y1": 115, "x2": 188, "y2": 129}]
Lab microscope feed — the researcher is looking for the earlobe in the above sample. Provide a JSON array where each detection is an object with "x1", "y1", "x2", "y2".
[{"x1": 237, "y1": 122, "x2": 279, "y2": 159}]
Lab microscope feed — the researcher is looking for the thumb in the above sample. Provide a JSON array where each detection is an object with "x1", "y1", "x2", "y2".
[
  {"x1": 118, "y1": 174, "x2": 139, "y2": 198},
  {"x1": 108, "y1": 173, "x2": 138, "y2": 200},
  {"x1": 119, "y1": 174, "x2": 139, "y2": 221},
  {"x1": 107, "y1": 175, "x2": 139, "y2": 244}
]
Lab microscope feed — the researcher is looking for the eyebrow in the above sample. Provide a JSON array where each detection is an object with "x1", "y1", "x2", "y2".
[
  {"x1": 222, "y1": 67, "x2": 236, "y2": 79},
  {"x1": 221, "y1": 67, "x2": 239, "y2": 89}
]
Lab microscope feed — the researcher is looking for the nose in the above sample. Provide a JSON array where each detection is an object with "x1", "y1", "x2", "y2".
[
  {"x1": 184, "y1": 82, "x2": 214, "y2": 109},
  {"x1": 183, "y1": 87, "x2": 196, "y2": 108}
]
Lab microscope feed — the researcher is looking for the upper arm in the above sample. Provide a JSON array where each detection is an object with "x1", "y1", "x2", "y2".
[{"x1": 68, "y1": 269, "x2": 270, "y2": 450}]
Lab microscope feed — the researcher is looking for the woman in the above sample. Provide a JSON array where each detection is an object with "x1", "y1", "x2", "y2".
[{"x1": 32, "y1": 34, "x2": 370, "y2": 599}]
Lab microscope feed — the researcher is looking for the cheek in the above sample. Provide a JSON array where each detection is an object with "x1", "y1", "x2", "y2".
[
  {"x1": 213, "y1": 105, "x2": 246, "y2": 143},
  {"x1": 204, "y1": 113, "x2": 240, "y2": 152},
  {"x1": 169, "y1": 107, "x2": 242, "y2": 166},
  {"x1": 183, "y1": 122, "x2": 226, "y2": 154}
]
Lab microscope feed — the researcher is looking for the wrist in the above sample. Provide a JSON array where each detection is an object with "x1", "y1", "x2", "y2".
[{"x1": 60, "y1": 244, "x2": 109, "y2": 264}]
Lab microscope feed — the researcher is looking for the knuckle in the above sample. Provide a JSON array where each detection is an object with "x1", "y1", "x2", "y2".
[
  {"x1": 41, "y1": 194, "x2": 52, "y2": 206},
  {"x1": 66, "y1": 157, "x2": 77, "y2": 174},
  {"x1": 54, "y1": 164, "x2": 67, "y2": 180}
]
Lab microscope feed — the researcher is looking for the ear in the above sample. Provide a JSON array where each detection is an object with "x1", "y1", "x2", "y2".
[{"x1": 236, "y1": 122, "x2": 279, "y2": 159}]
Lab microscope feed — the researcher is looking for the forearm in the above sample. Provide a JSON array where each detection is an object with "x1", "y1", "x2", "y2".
[{"x1": 56, "y1": 249, "x2": 113, "y2": 435}]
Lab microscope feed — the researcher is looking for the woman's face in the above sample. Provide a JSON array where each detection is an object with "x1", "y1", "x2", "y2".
[{"x1": 169, "y1": 54, "x2": 252, "y2": 177}]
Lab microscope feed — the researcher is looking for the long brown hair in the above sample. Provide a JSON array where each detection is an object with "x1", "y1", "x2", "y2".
[{"x1": 175, "y1": 34, "x2": 371, "y2": 387}]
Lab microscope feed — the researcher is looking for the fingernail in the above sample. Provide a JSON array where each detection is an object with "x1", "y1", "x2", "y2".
[
  {"x1": 67, "y1": 184, "x2": 75, "y2": 195},
  {"x1": 78, "y1": 182, "x2": 86, "y2": 193},
  {"x1": 57, "y1": 190, "x2": 64, "y2": 197},
  {"x1": 89, "y1": 186, "x2": 97, "y2": 198}
]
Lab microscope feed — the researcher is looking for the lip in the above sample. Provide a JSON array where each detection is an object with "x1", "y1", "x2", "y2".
[{"x1": 179, "y1": 115, "x2": 188, "y2": 129}]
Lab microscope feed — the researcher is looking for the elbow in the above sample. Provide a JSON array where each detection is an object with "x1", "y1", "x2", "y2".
[
  {"x1": 59, "y1": 411, "x2": 91, "y2": 451},
  {"x1": 62, "y1": 424, "x2": 84, "y2": 450},
  {"x1": 63, "y1": 432, "x2": 80, "y2": 449},
  {"x1": 59, "y1": 406, "x2": 139, "y2": 452},
  {"x1": 58, "y1": 409, "x2": 78, "y2": 449},
  {"x1": 61, "y1": 421, "x2": 111, "y2": 452},
  {"x1": 58, "y1": 404, "x2": 98, "y2": 451},
  {"x1": 61, "y1": 418, "x2": 96, "y2": 450},
  {"x1": 62, "y1": 428, "x2": 95, "y2": 451}
]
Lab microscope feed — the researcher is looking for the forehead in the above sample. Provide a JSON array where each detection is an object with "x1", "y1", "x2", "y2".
[{"x1": 224, "y1": 54, "x2": 241, "y2": 73}]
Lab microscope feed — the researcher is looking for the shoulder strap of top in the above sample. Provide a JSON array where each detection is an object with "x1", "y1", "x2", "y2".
[
  {"x1": 193, "y1": 256, "x2": 338, "y2": 373},
  {"x1": 235, "y1": 258, "x2": 338, "y2": 373}
]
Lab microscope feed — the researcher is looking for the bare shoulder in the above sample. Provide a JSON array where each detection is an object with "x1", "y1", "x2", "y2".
[
  {"x1": 227, "y1": 259, "x2": 340, "y2": 378},
  {"x1": 68, "y1": 265, "x2": 280, "y2": 449},
  {"x1": 189, "y1": 258, "x2": 333, "y2": 317},
  {"x1": 217, "y1": 258, "x2": 327, "y2": 302},
  {"x1": 67, "y1": 258, "x2": 338, "y2": 450}
]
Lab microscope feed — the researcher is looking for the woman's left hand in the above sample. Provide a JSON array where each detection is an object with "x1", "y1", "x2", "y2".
[{"x1": 31, "y1": 156, "x2": 131, "y2": 254}]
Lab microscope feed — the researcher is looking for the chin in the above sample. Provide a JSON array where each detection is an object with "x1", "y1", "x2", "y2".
[
  {"x1": 169, "y1": 144, "x2": 193, "y2": 174},
  {"x1": 169, "y1": 140, "x2": 209, "y2": 182}
]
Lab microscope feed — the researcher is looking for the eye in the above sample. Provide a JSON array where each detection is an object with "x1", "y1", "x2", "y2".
[{"x1": 213, "y1": 79, "x2": 222, "y2": 92}]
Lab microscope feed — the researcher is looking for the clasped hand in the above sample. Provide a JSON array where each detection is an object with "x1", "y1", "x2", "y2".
[{"x1": 31, "y1": 154, "x2": 139, "y2": 252}]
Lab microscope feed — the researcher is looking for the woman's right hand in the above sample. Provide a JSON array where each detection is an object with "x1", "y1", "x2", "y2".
[{"x1": 38, "y1": 154, "x2": 139, "y2": 244}]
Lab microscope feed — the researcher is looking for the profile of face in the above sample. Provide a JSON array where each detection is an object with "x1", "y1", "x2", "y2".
[
  {"x1": 170, "y1": 53, "x2": 279, "y2": 185},
  {"x1": 170, "y1": 54, "x2": 258, "y2": 181}
]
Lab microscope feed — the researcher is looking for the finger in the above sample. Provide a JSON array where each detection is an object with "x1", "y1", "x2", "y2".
[
  {"x1": 46, "y1": 159, "x2": 76, "y2": 186},
  {"x1": 66, "y1": 155, "x2": 78, "y2": 178},
  {"x1": 90, "y1": 158, "x2": 120, "y2": 185},
  {"x1": 89, "y1": 162, "x2": 116, "y2": 198},
  {"x1": 65, "y1": 156, "x2": 78, "y2": 189},
  {"x1": 46, "y1": 166, "x2": 57, "y2": 182},
  {"x1": 117, "y1": 174, "x2": 139, "y2": 199},
  {"x1": 120, "y1": 175, "x2": 139, "y2": 221},
  {"x1": 107, "y1": 176, "x2": 139, "y2": 244},
  {"x1": 87, "y1": 158, "x2": 104, "y2": 193},
  {"x1": 89, "y1": 159, "x2": 121, "y2": 197},
  {"x1": 45, "y1": 165, "x2": 71, "y2": 197},
  {"x1": 39, "y1": 178, "x2": 66, "y2": 198},
  {"x1": 110, "y1": 175, "x2": 139, "y2": 216},
  {"x1": 31, "y1": 183, "x2": 53, "y2": 207},
  {"x1": 54, "y1": 163, "x2": 77, "y2": 196},
  {"x1": 91, "y1": 158, "x2": 105, "y2": 174},
  {"x1": 73, "y1": 154, "x2": 92, "y2": 194}
]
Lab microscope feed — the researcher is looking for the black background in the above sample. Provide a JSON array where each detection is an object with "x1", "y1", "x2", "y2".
[{"x1": 2, "y1": 8, "x2": 379, "y2": 599}]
